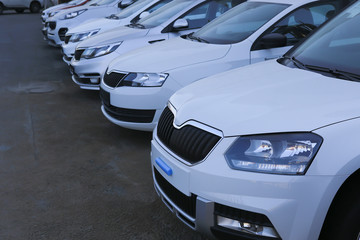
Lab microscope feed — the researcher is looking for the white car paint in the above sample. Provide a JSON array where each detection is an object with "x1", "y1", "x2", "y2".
[
  {"x1": 100, "y1": 0, "x2": 344, "y2": 131},
  {"x1": 61, "y1": 0, "x2": 173, "y2": 64},
  {"x1": 150, "y1": 2, "x2": 360, "y2": 239},
  {"x1": 45, "y1": 0, "x2": 132, "y2": 46},
  {"x1": 70, "y1": 0, "x2": 239, "y2": 90}
]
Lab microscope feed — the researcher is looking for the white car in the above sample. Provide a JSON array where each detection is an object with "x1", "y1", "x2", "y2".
[
  {"x1": 100, "y1": 0, "x2": 346, "y2": 131},
  {"x1": 41, "y1": 0, "x2": 90, "y2": 23},
  {"x1": 45, "y1": 0, "x2": 135, "y2": 46},
  {"x1": 62, "y1": 0, "x2": 174, "y2": 64},
  {"x1": 150, "y1": 1, "x2": 360, "y2": 239},
  {"x1": 0, "y1": 0, "x2": 43, "y2": 14},
  {"x1": 70, "y1": 0, "x2": 240, "y2": 90}
]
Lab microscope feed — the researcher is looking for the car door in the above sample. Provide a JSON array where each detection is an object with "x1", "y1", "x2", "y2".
[
  {"x1": 166, "y1": 0, "x2": 242, "y2": 38},
  {"x1": 250, "y1": 1, "x2": 340, "y2": 64}
]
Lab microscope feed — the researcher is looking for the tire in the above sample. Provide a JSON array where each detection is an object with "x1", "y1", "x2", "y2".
[
  {"x1": 30, "y1": 1, "x2": 41, "y2": 13},
  {"x1": 16, "y1": 9, "x2": 24, "y2": 13},
  {"x1": 320, "y1": 184, "x2": 360, "y2": 240},
  {"x1": 0, "y1": 4, "x2": 4, "y2": 15}
]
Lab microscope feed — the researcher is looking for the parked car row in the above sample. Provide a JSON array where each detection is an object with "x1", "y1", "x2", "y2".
[{"x1": 40, "y1": 0, "x2": 359, "y2": 239}]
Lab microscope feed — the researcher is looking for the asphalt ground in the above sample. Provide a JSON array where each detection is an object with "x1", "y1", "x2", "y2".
[{"x1": 0, "y1": 12, "x2": 206, "y2": 240}]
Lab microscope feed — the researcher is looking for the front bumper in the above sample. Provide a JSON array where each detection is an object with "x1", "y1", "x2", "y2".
[
  {"x1": 69, "y1": 52, "x2": 119, "y2": 90},
  {"x1": 61, "y1": 42, "x2": 77, "y2": 65},
  {"x1": 99, "y1": 77, "x2": 181, "y2": 131},
  {"x1": 151, "y1": 134, "x2": 341, "y2": 240}
]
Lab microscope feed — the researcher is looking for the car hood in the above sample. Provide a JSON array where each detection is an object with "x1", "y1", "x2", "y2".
[
  {"x1": 170, "y1": 60, "x2": 360, "y2": 137},
  {"x1": 108, "y1": 37, "x2": 231, "y2": 72},
  {"x1": 68, "y1": 17, "x2": 125, "y2": 34},
  {"x1": 77, "y1": 26, "x2": 149, "y2": 47}
]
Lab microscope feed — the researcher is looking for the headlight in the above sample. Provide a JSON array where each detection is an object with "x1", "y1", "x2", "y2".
[
  {"x1": 49, "y1": 11, "x2": 58, "y2": 17},
  {"x1": 120, "y1": 72, "x2": 168, "y2": 87},
  {"x1": 224, "y1": 133, "x2": 322, "y2": 175},
  {"x1": 81, "y1": 42, "x2": 122, "y2": 59},
  {"x1": 60, "y1": 9, "x2": 87, "y2": 20},
  {"x1": 69, "y1": 29, "x2": 99, "y2": 42}
]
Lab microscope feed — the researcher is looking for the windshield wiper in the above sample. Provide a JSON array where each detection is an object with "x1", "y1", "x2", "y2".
[
  {"x1": 127, "y1": 23, "x2": 145, "y2": 29},
  {"x1": 282, "y1": 56, "x2": 309, "y2": 70},
  {"x1": 305, "y1": 65, "x2": 360, "y2": 82},
  {"x1": 187, "y1": 33, "x2": 209, "y2": 43}
]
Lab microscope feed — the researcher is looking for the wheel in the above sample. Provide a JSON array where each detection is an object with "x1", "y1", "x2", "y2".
[
  {"x1": 16, "y1": 9, "x2": 24, "y2": 13},
  {"x1": 320, "y1": 182, "x2": 360, "y2": 240},
  {"x1": 0, "y1": 4, "x2": 4, "y2": 14},
  {"x1": 30, "y1": 1, "x2": 41, "y2": 13}
]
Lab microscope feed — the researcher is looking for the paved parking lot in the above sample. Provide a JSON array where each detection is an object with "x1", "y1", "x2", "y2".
[{"x1": 0, "y1": 13, "x2": 205, "y2": 240}]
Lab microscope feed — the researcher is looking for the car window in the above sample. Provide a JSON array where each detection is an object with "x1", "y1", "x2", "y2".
[
  {"x1": 181, "y1": 0, "x2": 239, "y2": 29},
  {"x1": 192, "y1": 2, "x2": 289, "y2": 44},
  {"x1": 285, "y1": 1, "x2": 360, "y2": 76},
  {"x1": 256, "y1": 2, "x2": 338, "y2": 49},
  {"x1": 131, "y1": 0, "x2": 173, "y2": 23},
  {"x1": 115, "y1": 0, "x2": 154, "y2": 18},
  {"x1": 138, "y1": 0, "x2": 193, "y2": 28}
]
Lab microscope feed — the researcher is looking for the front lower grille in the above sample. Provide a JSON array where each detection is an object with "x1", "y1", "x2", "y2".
[
  {"x1": 100, "y1": 88, "x2": 155, "y2": 123},
  {"x1": 154, "y1": 168, "x2": 196, "y2": 218},
  {"x1": 103, "y1": 71, "x2": 127, "y2": 88},
  {"x1": 214, "y1": 203, "x2": 274, "y2": 227},
  {"x1": 64, "y1": 35, "x2": 71, "y2": 44},
  {"x1": 74, "y1": 49, "x2": 85, "y2": 61},
  {"x1": 58, "y1": 28, "x2": 68, "y2": 41},
  {"x1": 157, "y1": 107, "x2": 220, "y2": 164},
  {"x1": 48, "y1": 21, "x2": 56, "y2": 30}
]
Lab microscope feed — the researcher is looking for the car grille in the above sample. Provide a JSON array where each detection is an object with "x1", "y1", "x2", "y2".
[
  {"x1": 154, "y1": 168, "x2": 196, "y2": 218},
  {"x1": 58, "y1": 28, "x2": 68, "y2": 41},
  {"x1": 64, "y1": 35, "x2": 71, "y2": 44},
  {"x1": 100, "y1": 88, "x2": 155, "y2": 123},
  {"x1": 48, "y1": 21, "x2": 56, "y2": 30},
  {"x1": 74, "y1": 49, "x2": 85, "y2": 61},
  {"x1": 103, "y1": 71, "x2": 127, "y2": 88},
  {"x1": 157, "y1": 107, "x2": 220, "y2": 164}
]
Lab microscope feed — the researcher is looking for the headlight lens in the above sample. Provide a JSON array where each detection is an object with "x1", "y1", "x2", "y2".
[
  {"x1": 69, "y1": 29, "x2": 100, "y2": 42},
  {"x1": 224, "y1": 133, "x2": 322, "y2": 175},
  {"x1": 61, "y1": 9, "x2": 87, "y2": 20},
  {"x1": 81, "y1": 42, "x2": 122, "y2": 59},
  {"x1": 120, "y1": 72, "x2": 168, "y2": 87},
  {"x1": 49, "y1": 11, "x2": 59, "y2": 17}
]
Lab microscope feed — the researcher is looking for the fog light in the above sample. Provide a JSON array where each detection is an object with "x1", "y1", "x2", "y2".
[
  {"x1": 217, "y1": 216, "x2": 280, "y2": 238},
  {"x1": 90, "y1": 78, "x2": 99, "y2": 84}
]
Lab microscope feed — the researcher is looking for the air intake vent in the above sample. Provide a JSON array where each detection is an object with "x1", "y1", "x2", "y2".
[
  {"x1": 74, "y1": 49, "x2": 85, "y2": 61},
  {"x1": 58, "y1": 28, "x2": 68, "y2": 41},
  {"x1": 103, "y1": 71, "x2": 127, "y2": 88},
  {"x1": 157, "y1": 107, "x2": 220, "y2": 164},
  {"x1": 48, "y1": 21, "x2": 56, "y2": 30},
  {"x1": 64, "y1": 35, "x2": 71, "y2": 44},
  {"x1": 154, "y1": 168, "x2": 196, "y2": 218}
]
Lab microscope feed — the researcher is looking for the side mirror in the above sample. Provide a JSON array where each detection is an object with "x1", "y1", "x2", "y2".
[
  {"x1": 172, "y1": 19, "x2": 189, "y2": 30},
  {"x1": 139, "y1": 11, "x2": 150, "y2": 19},
  {"x1": 118, "y1": 0, "x2": 134, "y2": 9},
  {"x1": 259, "y1": 33, "x2": 287, "y2": 49}
]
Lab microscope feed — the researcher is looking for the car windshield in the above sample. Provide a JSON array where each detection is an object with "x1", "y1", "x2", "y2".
[
  {"x1": 192, "y1": 2, "x2": 289, "y2": 44},
  {"x1": 113, "y1": 0, "x2": 154, "y2": 19},
  {"x1": 135, "y1": 0, "x2": 193, "y2": 28},
  {"x1": 283, "y1": 1, "x2": 360, "y2": 79}
]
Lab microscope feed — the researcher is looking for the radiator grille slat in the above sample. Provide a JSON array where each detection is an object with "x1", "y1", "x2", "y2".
[{"x1": 157, "y1": 107, "x2": 220, "y2": 164}]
